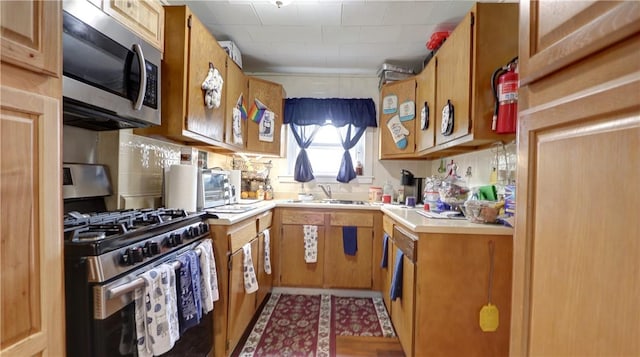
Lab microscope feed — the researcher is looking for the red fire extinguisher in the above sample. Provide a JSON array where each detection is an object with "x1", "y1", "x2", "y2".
[{"x1": 491, "y1": 57, "x2": 518, "y2": 134}]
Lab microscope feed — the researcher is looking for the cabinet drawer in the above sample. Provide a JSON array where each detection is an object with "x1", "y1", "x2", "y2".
[
  {"x1": 393, "y1": 226, "x2": 417, "y2": 263},
  {"x1": 329, "y1": 212, "x2": 373, "y2": 227},
  {"x1": 281, "y1": 211, "x2": 324, "y2": 225},
  {"x1": 383, "y1": 215, "x2": 394, "y2": 235},
  {"x1": 229, "y1": 220, "x2": 257, "y2": 253},
  {"x1": 257, "y1": 210, "x2": 273, "y2": 232}
]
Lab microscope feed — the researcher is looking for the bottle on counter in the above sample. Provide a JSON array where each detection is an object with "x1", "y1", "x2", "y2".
[
  {"x1": 264, "y1": 179, "x2": 273, "y2": 200},
  {"x1": 256, "y1": 185, "x2": 265, "y2": 200}
]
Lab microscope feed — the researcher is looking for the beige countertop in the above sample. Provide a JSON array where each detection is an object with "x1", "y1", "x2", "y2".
[
  {"x1": 206, "y1": 200, "x2": 513, "y2": 236},
  {"x1": 380, "y1": 205, "x2": 513, "y2": 235}
]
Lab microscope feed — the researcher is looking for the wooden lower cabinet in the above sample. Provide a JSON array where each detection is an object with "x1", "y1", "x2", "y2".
[
  {"x1": 324, "y1": 212, "x2": 374, "y2": 289},
  {"x1": 210, "y1": 211, "x2": 272, "y2": 357},
  {"x1": 275, "y1": 208, "x2": 382, "y2": 290},
  {"x1": 383, "y1": 215, "x2": 513, "y2": 357},
  {"x1": 279, "y1": 222, "x2": 325, "y2": 287},
  {"x1": 227, "y1": 238, "x2": 258, "y2": 353}
]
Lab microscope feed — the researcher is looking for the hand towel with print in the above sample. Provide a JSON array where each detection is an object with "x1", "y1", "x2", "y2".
[
  {"x1": 135, "y1": 264, "x2": 180, "y2": 356},
  {"x1": 243, "y1": 243, "x2": 259, "y2": 294},
  {"x1": 303, "y1": 225, "x2": 318, "y2": 263},
  {"x1": 263, "y1": 229, "x2": 272, "y2": 275},
  {"x1": 196, "y1": 239, "x2": 219, "y2": 313},
  {"x1": 380, "y1": 233, "x2": 389, "y2": 268},
  {"x1": 176, "y1": 250, "x2": 202, "y2": 334},
  {"x1": 390, "y1": 249, "x2": 404, "y2": 301},
  {"x1": 342, "y1": 226, "x2": 358, "y2": 256}
]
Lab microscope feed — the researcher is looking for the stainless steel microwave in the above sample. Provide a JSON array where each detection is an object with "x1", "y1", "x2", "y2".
[{"x1": 62, "y1": 0, "x2": 161, "y2": 130}]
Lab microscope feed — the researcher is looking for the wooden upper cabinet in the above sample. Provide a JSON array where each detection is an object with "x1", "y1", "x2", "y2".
[
  {"x1": 433, "y1": 3, "x2": 518, "y2": 150},
  {"x1": 415, "y1": 60, "x2": 436, "y2": 153},
  {"x1": 224, "y1": 60, "x2": 248, "y2": 149},
  {"x1": 379, "y1": 78, "x2": 417, "y2": 159},
  {"x1": 135, "y1": 5, "x2": 226, "y2": 146},
  {"x1": 246, "y1": 77, "x2": 285, "y2": 156},
  {"x1": 0, "y1": 0, "x2": 60, "y2": 76},
  {"x1": 519, "y1": 1, "x2": 640, "y2": 85},
  {"x1": 434, "y1": 13, "x2": 472, "y2": 146},
  {"x1": 103, "y1": 0, "x2": 165, "y2": 52}
]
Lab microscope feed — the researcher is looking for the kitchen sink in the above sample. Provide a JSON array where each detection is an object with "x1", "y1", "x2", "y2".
[
  {"x1": 284, "y1": 199, "x2": 367, "y2": 205},
  {"x1": 323, "y1": 199, "x2": 367, "y2": 205}
]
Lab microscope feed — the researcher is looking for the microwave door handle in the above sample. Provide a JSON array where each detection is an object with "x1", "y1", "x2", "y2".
[{"x1": 131, "y1": 43, "x2": 147, "y2": 111}]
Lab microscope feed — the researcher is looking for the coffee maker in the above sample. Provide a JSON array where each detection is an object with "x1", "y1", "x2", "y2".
[{"x1": 401, "y1": 169, "x2": 424, "y2": 204}]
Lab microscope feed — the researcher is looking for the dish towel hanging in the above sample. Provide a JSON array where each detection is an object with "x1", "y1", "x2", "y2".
[
  {"x1": 380, "y1": 233, "x2": 389, "y2": 268},
  {"x1": 390, "y1": 249, "x2": 404, "y2": 301},
  {"x1": 342, "y1": 226, "x2": 358, "y2": 256},
  {"x1": 303, "y1": 225, "x2": 318, "y2": 263},
  {"x1": 196, "y1": 239, "x2": 219, "y2": 313},
  {"x1": 263, "y1": 229, "x2": 272, "y2": 275},
  {"x1": 176, "y1": 250, "x2": 202, "y2": 334},
  {"x1": 243, "y1": 243, "x2": 259, "y2": 294},
  {"x1": 135, "y1": 264, "x2": 180, "y2": 357}
]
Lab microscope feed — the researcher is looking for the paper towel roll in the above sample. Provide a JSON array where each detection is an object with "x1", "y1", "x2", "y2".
[{"x1": 165, "y1": 164, "x2": 198, "y2": 212}]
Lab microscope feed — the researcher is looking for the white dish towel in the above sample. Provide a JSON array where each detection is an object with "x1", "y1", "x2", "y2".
[
  {"x1": 303, "y1": 225, "x2": 318, "y2": 263},
  {"x1": 135, "y1": 264, "x2": 180, "y2": 357},
  {"x1": 263, "y1": 229, "x2": 272, "y2": 275},
  {"x1": 196, "y1": 239, "x2": 219, "y2": 313},
  {"x1": 243, "y1": 242, "x2": 259, "y2": 294}
]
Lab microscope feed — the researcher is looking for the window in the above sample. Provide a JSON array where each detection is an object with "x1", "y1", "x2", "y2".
[{"x1": 287, "y1": 124, "x2": 365, "y2": 177}]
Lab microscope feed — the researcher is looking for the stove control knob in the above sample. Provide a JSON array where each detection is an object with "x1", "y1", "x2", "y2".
[
  {"x1": 187, "y1": 227, "x2": 197, "y2": 238},
  {"x1": 121, "y1": 249, "x2": 133, "y2": 265},
  {"x1": 144, "y1": 241, "x2": 160, "y2": 256},
  {"x1": 131, "y1": 247, "x2": 144, "y2": 263},
  {"x1": 199, "y1": 223, "x2": 209, "y2": 235},
  {"x1": 168, "y1": 233, "x2": 182, "y2": 247}
]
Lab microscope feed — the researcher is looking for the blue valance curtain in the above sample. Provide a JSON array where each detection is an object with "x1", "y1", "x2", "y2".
[{"x1": 284, "y1": 98, "x2": 377, "y2": 183}]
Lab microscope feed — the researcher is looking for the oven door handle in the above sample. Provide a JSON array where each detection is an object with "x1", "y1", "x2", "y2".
[
  {"x1": 107, "y1": 277, "x2": 146, "y2": 300},
  {"x1": 106, "y1": 248, "x2": 202, "y2": 300}
]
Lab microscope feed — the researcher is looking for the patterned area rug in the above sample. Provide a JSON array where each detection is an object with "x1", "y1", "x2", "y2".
[
  {"x1": 332, "y1": 296, "x2": 396, "y2": 338},
  {"x1": 237, "y1": 294, "x2": 395, "y2": 357}
]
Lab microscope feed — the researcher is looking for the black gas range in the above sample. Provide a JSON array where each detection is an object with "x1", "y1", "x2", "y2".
[{"x1": 62, "y1": 164, "x2": 214, "y2": 357}]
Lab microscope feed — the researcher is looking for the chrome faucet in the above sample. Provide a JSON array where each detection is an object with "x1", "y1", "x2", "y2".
[{"x1": 318, "y1": 184, "x2": 332, "y2": 199}]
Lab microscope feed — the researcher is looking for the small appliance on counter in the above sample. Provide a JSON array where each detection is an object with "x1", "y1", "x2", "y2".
[{"x1": 401, "y1": 169, "x2": 424, "y2": 204}]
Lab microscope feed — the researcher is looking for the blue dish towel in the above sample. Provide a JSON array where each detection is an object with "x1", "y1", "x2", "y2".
[
  {"x1": 342, "y1": 226, "x2": 358, "y2": 256},
  {"x1": 176, "y1": 250, "x2": 202, "y2": 334},
  {"x1": 390, "y1": 249, "x2": 404, "y2": 301},
  {"x1": 380, "y1": 233, "x2": 389, "y2": 268}
]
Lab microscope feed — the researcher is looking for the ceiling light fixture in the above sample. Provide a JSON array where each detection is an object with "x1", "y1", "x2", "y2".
[{"x1": 270, "y1": 0, "x2": 293, "y2": 8}]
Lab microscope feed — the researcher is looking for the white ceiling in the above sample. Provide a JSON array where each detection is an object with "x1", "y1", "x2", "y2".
[{"x1": 167, "y1": 0, "x2": 483, "y2": 75}]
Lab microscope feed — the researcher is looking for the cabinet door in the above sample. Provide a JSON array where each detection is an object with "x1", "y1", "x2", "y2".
[
  {"x1": 224, "y1": 59, "x2": 248, "y2": 149},
  {"x1": 246, "y1": 77, "x2": 284, "y2": 156},
  {"x1": 519, "y1": 1, "x2": 640, "y2": 85},
  {"x1": 0, "y1": 0, "x2": 59, "y2": 76},
  {"x1": 185, "y1": 12, "x2": 226, "y2": 142},
  {"x1": 379, "y1": 78, "x2": 416, "y2": 158},
  {"x1": 511, "y1": 33, "x2": 640, "y2": 356},
  {"x1": 1, "y1": 86, "x2": 64, "y2": 357},
  {"x1": 103, "y1": 0, "x2": 165, "y2": 51},
  {"x1": 435, "y1": 12, "x2": 472, "y2": 145},
  {"x1": 390, "y1": 245, "x2": 415, "y2": 357},
  {"x1": 324, "y1": 212, "x2": 374, "y2": 289},
  {"x1": 227, "y1": 238, "x2": 259, "y2": 354},
  {"x1": 415, "y1": 60, "x2": 436, "y2": 152},
  {"x1": 257, "y1": 230, "x2": 273, "y2": 307},
  {"x1": 280, "y1": 224, "x2": 325, "y2": 287}
]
